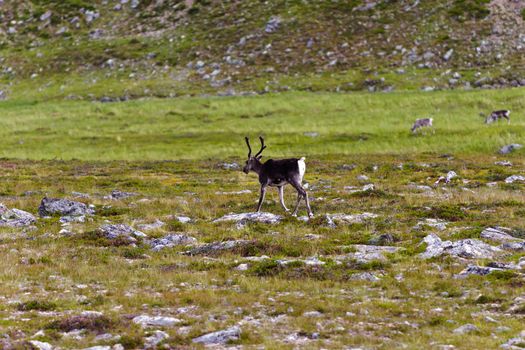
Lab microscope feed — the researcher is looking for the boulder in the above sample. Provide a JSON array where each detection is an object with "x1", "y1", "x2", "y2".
[
  {"x1": 38, "y1": 197, "x2": 94, "y2": 217},
  {"x1": 326, "y1": 213, "x2": 379, "y2": 227},
  {"x1": 455, "y1": 265, "x2": 504, "y2": 278},
  {"x1": 185, "y1": 240, "x2": 254, "y2": 256},
  {"x1": 192, "y1": 325, "x2": 241, "y2": 345},
  {"x1": 343, "y1": 244, "x2": 402, "y2": 263},
  {"x1": 505, "y1": 175, "x2": 525, "y2": 184},
  {"x1": 214, "y1": 212, "x2": 282, "y2": 225},
  {"x1": 419, "y1": 234, "x2": 502, "y2": 259},
  {"x1": 149, "y1": 234, "x2": 197, "y2": 251},
  {"x1": 480, "y1": 227, "x2": 522, "y2": 243},
  {"x1": 98, "y1": 224, "x2": 146, "y2": 244},
  {"x1": 0, "y1": 204, "x2": 36, "y2": 227},
  {"x1": 453, "y1": 324, "x2": 478, "y2": 334},
  {"x1": 132, "y1": 315, "x2": 181, "y2": 327}
]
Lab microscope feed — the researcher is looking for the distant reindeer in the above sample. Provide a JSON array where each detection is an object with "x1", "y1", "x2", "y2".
[
  {"x1": 482, "y1": 110, "x2": 510, "y2": 124},
  {"x1": 411, "y1": 118, "x2": 433, "y2": 133},
  {"x1": 243, "y1": 136, "x2": 313, "y2": 217}
]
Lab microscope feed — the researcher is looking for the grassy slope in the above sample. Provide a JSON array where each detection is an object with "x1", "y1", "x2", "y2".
[{"x1": 0, "y1": 88, "x2": 523, "y2": 160}]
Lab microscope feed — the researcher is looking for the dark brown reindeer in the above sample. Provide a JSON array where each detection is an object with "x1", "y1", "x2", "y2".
[{"x1": 243, "y1": 137, "x2": 313, "y2": 217}]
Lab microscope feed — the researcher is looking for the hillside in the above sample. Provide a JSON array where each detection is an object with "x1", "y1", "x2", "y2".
[{"x1": 0, "y1": 0, "x2": 524, "y2": 101}]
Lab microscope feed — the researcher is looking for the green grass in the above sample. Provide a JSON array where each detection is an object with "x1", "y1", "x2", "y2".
[
  {"x1": 0, "y1": 88, "x2": 524, "y2": 160},
  {"x1": 0, "y1": 89, "x2": 524, "y2": 349}
]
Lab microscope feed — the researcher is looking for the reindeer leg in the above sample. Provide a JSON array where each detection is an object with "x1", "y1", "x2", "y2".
[
  {"x1": 256, "y1": 185, "x2": 267, "y2": 212},
  {"x1": 289, "y1": 179, "x2": 313, "y2": 217},
  {"x1": 278, "y1": 186, "x2": 289, "y2": 212}
]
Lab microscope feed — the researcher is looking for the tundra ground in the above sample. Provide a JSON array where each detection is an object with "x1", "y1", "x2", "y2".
[{"x1": 0, "y1": 89, "x2": 524, "y2": 349}]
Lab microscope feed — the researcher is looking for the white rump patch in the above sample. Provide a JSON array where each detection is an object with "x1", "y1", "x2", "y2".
[{"x1": 298, "y1": 157, "x2": 306, "y2": 182}]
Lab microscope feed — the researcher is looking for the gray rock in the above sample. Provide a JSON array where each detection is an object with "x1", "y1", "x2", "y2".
[
  {"x1": 185, "y1": 240, "x2": 253, "y2": 256},
  {"x1": 144, "y1": 330, "x2": 169, "y2": 347},
  {"x1": 40, "y1": 10, "x2": 52, "y2": 21},
  {"x1": 0, "y1": 204, "x2": 36, "y2": 227},
  {"x1": 98, "y1": 224, "x2": 146, "y2": 244},
  {"x1": 495, "y1": 160, "x2": 512, "y2": 167},
  {"x1": 219, "y1": 162, "x2": 239, "y2": 170},
  {"x1": 501, "y1": 336, "x2": 525, "y2": 349},
  {"x1": 265, "y1": 16, "x2": 282, "y2": 33},
  {"x1": 413, "y1": 219, "x2": 448, "y2": 231},
  {"x1": 132, "y1": 315, "x2": 181, "y2": 327},
  {"x1": 38, "y1": 197, "x2": 94, "y2": 217},
  {"x1": 443, "y1": 49, "x2": 454, "y2": 61},
  {"x1": 193, "y1": 325, "x2": 241, "y2": 344},
  {"x1": 419, "y1": 234, "x2": 502, "y2": 259},
  {"x1": 481, "y1": 227, "x2": 522, "y2": 243},
  {"x1": 104, "y1": 190, "x2": 137, "y2": 200},
  {"x1": 500, "y1": 241, "x2": 525, "y2": 252},
  {"x1": 350, "y1": 272, "x2": 381, "y2": 282},
  {"x1": 29, "y1": 341, "x2": 53, "y2": 350},
  {"x1": 499, "y1": 144, "x2": 523, "y2": 154},
  {"x1": 214, "y1": 212, "x2": 282, "y2": 225},
  {"x1": 505, "y1": 175, "x2": 525, "y2": 184},
  {"x1": 326, "y1": 213, "x2": 379, "y2": 226},
  {"x1": 149, "y1": 234, "x2": 197, "y2": 251},
  {"x1": 453, "y1": 324, "x2": 478, "y2": 334},
  {"x1": 455, "y1": 265, "x2": 504, "y2": 278}
]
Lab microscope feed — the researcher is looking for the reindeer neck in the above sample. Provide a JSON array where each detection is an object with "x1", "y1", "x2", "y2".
[{"x1": 251, "y1": 158, "x2": 263, "y2": 174}]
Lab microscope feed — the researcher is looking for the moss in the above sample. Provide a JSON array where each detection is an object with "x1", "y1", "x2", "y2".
[{"x1": 17, "y1": 300, "x2": 57, "y2": 311}]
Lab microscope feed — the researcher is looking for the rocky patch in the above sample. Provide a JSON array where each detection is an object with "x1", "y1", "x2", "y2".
[
  {"x1": 38, "y1": 197, "x2": 95, "y2": 217},
  {"x1": 0, "y1": 204, "x2": 36, "y2": 227}
]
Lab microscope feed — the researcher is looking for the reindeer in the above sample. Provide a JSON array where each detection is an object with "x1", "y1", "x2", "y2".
[
  {"x1": 483, "y1": 110, "x2": 510, "y2": 124},
  {"x1": 411, "y1": 118, "x2": 433, "y2": 133},
  {"x1": 243, "y1": 137, "x2": 313, "y2": 217}
]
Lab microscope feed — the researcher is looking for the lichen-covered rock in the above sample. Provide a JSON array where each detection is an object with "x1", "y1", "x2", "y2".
[
  {"x1": 419, "y1": 234, "x2": 502, "y2": 259},
  {"x1": 499, "y1": 144, "x2": 522, "y2": 154},
  {"x1": 104, "y1": 189, "x2": 137, "y2": 200},
  {"x1": 38, "y1": 197, "x2": 94, "y2": 217},
  {"x1": 184, "y1": 240, "x2": 254, "y2": 256},
  {"x1": 97, "y1": 224, "x2": 146, "y2": 244},
  {"x1": 326, "y1": 213, "x2": 378, "y2": 227},
  {"x1": 0, "y1": 204, "x2": 36, "y2": 227},
  {"x1": 455, "y1": 265, "x2": 504, "y2": 278},
  {"x1": 481, "y1": 227, "x2": 522, "y2": 243},
  {"x1": 214, "y1": 212, "x2": 282, "y2": 225},
  {"x1": 192, "y1": 325, "x2": 241, "y2": 345},
  {"x1": 148, "y1": 233, "x2": 197, "y2": 251},
  {"x1": 132, "y1": 315, "x2": 181, "y2": 327}
]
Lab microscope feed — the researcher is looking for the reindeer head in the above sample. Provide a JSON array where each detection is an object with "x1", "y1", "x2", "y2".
[{"x1": 243, "y1": 136, "x2": 266, "y2": 174}]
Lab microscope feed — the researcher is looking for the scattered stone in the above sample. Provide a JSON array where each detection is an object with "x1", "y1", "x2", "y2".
[
  {"x1": 149, "y1": 233, "x2": 197, "y2": 251},
  {"x1": 132, "y1": 315, "x2": 181, "y2": 327},
  {"x1": 481, "y1": 227, "x2": 523, "y2": 243},
  {"x1": 29, "y1": 341, "x2": 53, "y2": 350},
  {"x1": 350, "y1": 272, "x2": 381, "y2": 282},
  {"x1": 303, "y1": 311, "x2": 323, "y2": 317},
  {"x1": 265, "y1": 16, "x2": 282, "y2": 33},
  {"x1": 419, "y1": 234, "x2": 502, "y2": 259},
  {"x1": 455, "y1": 265, "x2": 504, "y2": 278},
  {"x1": 304, "y1": 132, "x2": 319, "y2": 138},
  {"x1": 413, "y1": 219, "x2": 448, "y2": 231},
  {"x1": 0, "y1": 204, "x2": 36, "y2": 227},
  {"x1": 98, "y1": 224, "x2": 147, "y2": 244},
  {"x1": 38, "y1": 197, "x2": 94, "y2": 217},
  {"x1": 214, "y1": 212, "x2": 282, "y2": 226},
  {"x1": 326, "y1": 213, "x2": 379, "y2": 226},
  {"x1": 495, "y1": 161, "x2": 512, "y2": 167},
  {"x1": 505, "y1": 175, "x2": 525, "y2": 184},
  {"x1": 104, "y1": 190, "x2": 137, "y2": 200},
  {"x1": 500, "y1": 241, "x2": 525, "y2": 252},
  {"x1": 499, "y1": 144, "x2": 522, "y2": 154},
  {"x1": 453, "y1": 324, "x2": 478, "y2": 334},
  {"x1": 501, "y1": 335, "x2": 525, "y2": 349},
  {"x1": 185, "y1": 240, "x2": 254, "y2": 256},
  {"x1": 144, "y1": 330, "x2": 169, "y2": 347},
  {"x1": 435, "y1": 171, "x2": 457, "y2": 185},
  {"x1": 192, "y1": 325, "x2": 241, "y2": 345},
  {"x1": 215, "y1": 190, "x2": 252, "y2": 195},
  {"x1": 443, "y1": 49, "x2": 454, "y2": 61},
  {"x1": 219, "y1": 162, "x2": 239, "y2": 170}
]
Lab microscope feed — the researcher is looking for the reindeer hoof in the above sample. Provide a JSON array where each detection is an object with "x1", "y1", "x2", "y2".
[{"x1": 308, "y1": 213, "x2": 314, "y2": 218}]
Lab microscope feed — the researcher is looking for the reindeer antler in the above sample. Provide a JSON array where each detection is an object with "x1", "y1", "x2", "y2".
[
  {"x1": 245, "y1": 137, "x2": 252, "y2": 158},
  {"x1": 254, "y1": 136, "x2": 267, "y2": 158}
]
